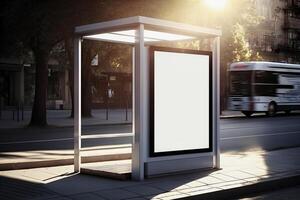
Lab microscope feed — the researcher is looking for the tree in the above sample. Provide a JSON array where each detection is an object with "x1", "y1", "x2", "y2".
[
  {"x1": 197, "y1": 0, "x2": 264, "y2": 111},
  {"x1": 232, "y1": 23, "x2": 262, "y2": 62},
  {"x1": 21, "y1": 1, "x2": 72, "y2": 126},
  {"x1": 1, "y1": 0, "x2": 111, "y2": 124},
  {"x1": 1, "y1": 1, "x2": 60, "y2": 126}
]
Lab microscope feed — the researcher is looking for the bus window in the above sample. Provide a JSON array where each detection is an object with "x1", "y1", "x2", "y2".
[
  {"x1": 255, "y1": 71, "x2": 278, "y2": 84},
  {"x1": 254, "y1": 71, "x2": 278, "y2": 96},
  {"x1": 254, "y1": 85, "x2": 277, "y2": 96},
  {"x1": 229, "y1": 71, "x2": 252, "y2": 96}
]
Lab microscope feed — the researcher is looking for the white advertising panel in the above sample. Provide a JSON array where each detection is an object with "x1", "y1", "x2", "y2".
[{"x1": 150, "y1": 47, "x2": 212, "y2": 156}]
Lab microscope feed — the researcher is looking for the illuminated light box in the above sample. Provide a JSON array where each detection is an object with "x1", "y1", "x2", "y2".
[
  {"x1": 150, "y1": 47, "x2": 212, "y2": 156},
  {"x1": 84, "y1": 30, "x2": 194, "y2": 44}
]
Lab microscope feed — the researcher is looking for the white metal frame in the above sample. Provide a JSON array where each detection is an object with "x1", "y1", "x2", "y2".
[
  {"x1": 74, "y1": 16, "x2": 221, "y2": 180},
  {"x1": 212, "y1": 37, "x2": 221, "y2": 169}
]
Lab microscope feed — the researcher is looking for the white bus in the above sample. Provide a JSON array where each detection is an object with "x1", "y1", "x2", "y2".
[{"x1": 227, "y1": 62, "x2": 300, "y2": 117}]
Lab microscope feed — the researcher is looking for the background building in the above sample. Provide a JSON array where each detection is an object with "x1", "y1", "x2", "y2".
[
  {"x1": 0, "y1": 57, "x2": 71, "y2": 111},
  {"x1": 250, "y1": 0, "x2": 300, "y2": 63},
  {"x1": 0, "y1": 58, "x2": 24, "y2": 109}
]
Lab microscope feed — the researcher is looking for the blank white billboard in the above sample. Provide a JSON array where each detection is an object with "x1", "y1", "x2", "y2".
[{"x1": 151, "y1": 48, "x2": 211, "y2": 156}]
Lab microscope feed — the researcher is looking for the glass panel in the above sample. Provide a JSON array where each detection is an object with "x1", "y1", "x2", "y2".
[
  {"x1": 255, "y1": 70, "x2": 278, "y2": 84},
  {"x1": 229, "y1": 71, "x2": 252, "y2": 96},
  {"x1": 254, "y1": 85, "x2": 277, "y2": 96}
]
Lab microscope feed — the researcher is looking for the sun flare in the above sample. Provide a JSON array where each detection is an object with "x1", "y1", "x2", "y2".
[{"x1": 203, "y1": 0, "x2": 228, "y2": 10}]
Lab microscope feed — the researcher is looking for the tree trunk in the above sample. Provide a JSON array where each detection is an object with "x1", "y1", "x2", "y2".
[
  {"x1": 69, "y1": 68, "x2": 74, "y2": 118},
  {"x1": 81, "y1": 45, "x2": 92, "y2": 118},
  {"x1": 30, "y1": 49, "x2": 49, "y2": 126}
]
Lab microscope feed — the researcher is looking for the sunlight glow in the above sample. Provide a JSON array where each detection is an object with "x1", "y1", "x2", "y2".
[
  {"x1": 203, "y1": 0, "x2": 227, "y2": 10},
  {"x1": 85, "y1": 33, "x2": 136, "y2": 43},
  {"x1": 84, "y1": 30, "x2": 194, "y2": 44},
  {"x1": 144, "y1": 30, "x2": 194, "y2": 41}
]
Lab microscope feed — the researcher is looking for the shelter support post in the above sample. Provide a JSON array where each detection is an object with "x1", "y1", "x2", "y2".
[
  {"x1": 132, "y1": 24, "x2": 147, "y2": 181},
  {"x1": 74, "y1": 36, "x2": 82, "y2": 172},
  {"x1": 212, "y1": 36, "x2": 221, "y2": 169}
]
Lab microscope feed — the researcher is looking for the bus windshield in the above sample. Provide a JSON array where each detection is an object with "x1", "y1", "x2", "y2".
[{"x1": 229, "y1": 71, "x2": 252, "y2": 96}]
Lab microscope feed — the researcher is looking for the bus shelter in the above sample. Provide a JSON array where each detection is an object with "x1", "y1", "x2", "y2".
[{"x1": 74, "y1": 16, "x2": 221, "y2": 180}]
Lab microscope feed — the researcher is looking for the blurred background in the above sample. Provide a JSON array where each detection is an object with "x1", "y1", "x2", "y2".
[{"x1": 0, "y1": 0, "x2": 299, "y2": 127}]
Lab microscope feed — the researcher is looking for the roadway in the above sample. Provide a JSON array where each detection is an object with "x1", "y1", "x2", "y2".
[
  {"x1": 220, "y1": 113, "x2": 300, "y2": 152},
  {"x1": 1, "y1": 113, "x2": 300, "y2": 153}
]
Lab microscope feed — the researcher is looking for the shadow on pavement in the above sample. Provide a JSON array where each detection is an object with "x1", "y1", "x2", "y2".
[{"x1": 0, "y1": 176, "x2": 57, "y2": 200}]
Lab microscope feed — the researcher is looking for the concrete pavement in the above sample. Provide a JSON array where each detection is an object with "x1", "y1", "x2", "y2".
[{"x1": 1, "y1": 147, "x2": 300, "y2": 200}]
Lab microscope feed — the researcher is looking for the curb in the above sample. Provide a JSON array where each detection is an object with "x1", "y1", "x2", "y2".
[
  {"x1": 0, "y1": 122, "x2": 133, "y2": 130},
  {"x1": 220, "y1": 112, "x2": 300, "y2": 119},
  {"x1": 52, "y1": 122, "x2": 132, "y2": 129},
  {"x1": 0, "y1": 153, "x2": 131, "y2": 171},
  {"x1": 220, "y1": 115, "x2": 244, "y2": 119},
  {"x1": 180, "y1": 174, "x2": 300, "y2": 200},
  {"x1": 81, "y1": 166, "x2": 131, "y2": 180}
]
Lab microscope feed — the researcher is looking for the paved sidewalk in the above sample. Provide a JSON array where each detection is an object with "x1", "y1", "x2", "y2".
[
  {"x1": 0, "y1": 144, "x2": 131, "y2": 170},
  {"x1": 0, "y1": 109, "x2": 132, "y2": 129},
  {"x1": 1, "y1": 147, "x2": 300, "y2": 200}
]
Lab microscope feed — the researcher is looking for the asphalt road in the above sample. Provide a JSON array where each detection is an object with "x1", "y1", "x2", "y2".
[
  {"x1": 1, "y1": 113, "x2": 300, "y2": 153},
  {"x1": 220, "y1": 113, "x2": 300, "y2": 152}
]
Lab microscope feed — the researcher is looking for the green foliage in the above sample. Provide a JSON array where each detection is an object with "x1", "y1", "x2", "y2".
[
  {"x1": 232, "y1": 23, "x2": 262, "y2": 62},
  {"x1": 218, "y1": 0, "x2": 264, "y2": 64}
]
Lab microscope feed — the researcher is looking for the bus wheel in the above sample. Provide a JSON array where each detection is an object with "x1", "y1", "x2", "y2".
[
  {"x1": 242, "y1": 111, "x2": 253, "y2": 117},
  {"x1": 266, "y1": 102, "x2": 276, "y2": 117}
]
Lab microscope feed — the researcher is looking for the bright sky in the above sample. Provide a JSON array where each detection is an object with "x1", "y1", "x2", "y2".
[{"x1": 203, "y1": 0, "x2": 228, "y2": 10}]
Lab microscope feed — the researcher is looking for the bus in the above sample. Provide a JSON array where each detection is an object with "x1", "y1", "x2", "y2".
[{"x1": 227, "y1": 62, "x2": 300, "y2": 117}]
